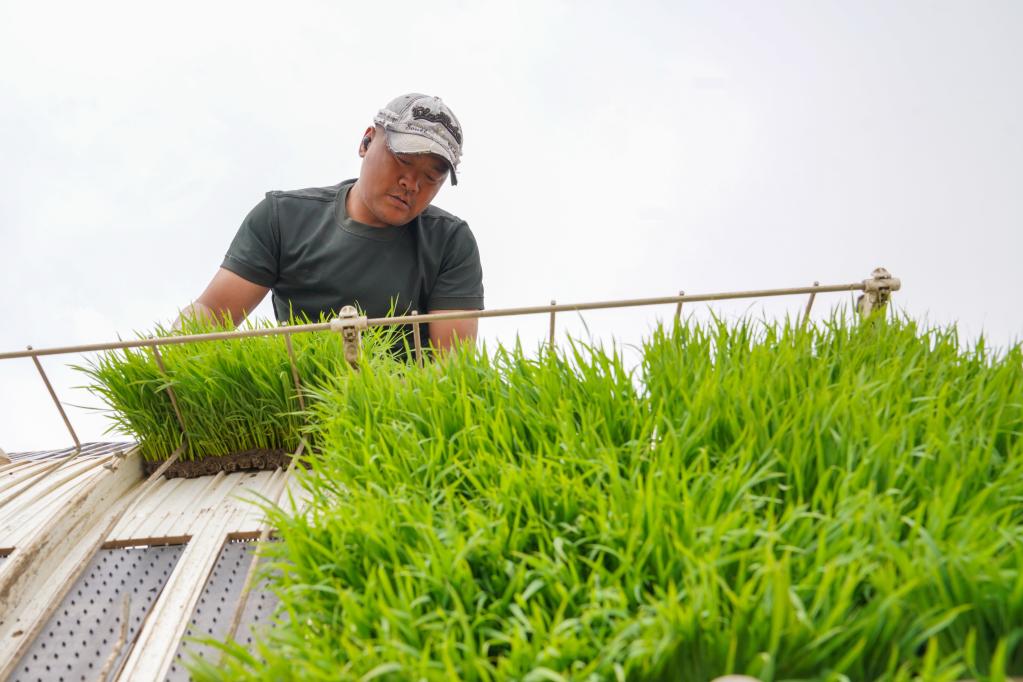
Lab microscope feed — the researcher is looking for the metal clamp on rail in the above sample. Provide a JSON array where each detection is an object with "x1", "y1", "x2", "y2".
[
  {"x1": 330, "y1": 306, "x2": 368, "y2": 369},
  {"x1": 858, "y1": 267, "x2": 901, "y2": 316}
]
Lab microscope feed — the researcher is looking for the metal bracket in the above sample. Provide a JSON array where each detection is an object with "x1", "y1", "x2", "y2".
[
  {"x1": 101, "y1": 447, "x2": 129, "y2": 471},
  {"x1": 329, "y1": 306, "x2": 368, "y2": 369},
  {"x1": 858, "y1": 267, "x2": 901, "y2": 316}
]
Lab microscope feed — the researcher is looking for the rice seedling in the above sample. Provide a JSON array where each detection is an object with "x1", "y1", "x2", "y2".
[
  {"x1": 181, "y1": 312, "x2": 1023, "y2": 681},
  {"x1": 75, "y1": 315, "x2": 403, "y2": 466}
]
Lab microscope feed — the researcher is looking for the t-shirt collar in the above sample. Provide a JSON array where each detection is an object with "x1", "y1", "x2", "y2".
[{"x1": 335, "y1": 180, "x2": 410, "y2": 242}]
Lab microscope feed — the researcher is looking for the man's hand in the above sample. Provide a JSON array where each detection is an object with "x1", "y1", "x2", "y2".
[
  {"x1": 427, "y1": 310, "x2": 478, "y2": 352},
  {"x1": 174, "y1": 267, "x2": 270, "y2": 331}
]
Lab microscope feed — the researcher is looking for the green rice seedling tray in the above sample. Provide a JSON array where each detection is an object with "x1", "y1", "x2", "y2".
[{"x1": 77, "y1": 316, "x2": 403, "y2": 474}]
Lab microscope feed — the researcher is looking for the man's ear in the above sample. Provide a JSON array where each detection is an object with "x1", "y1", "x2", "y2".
[{"x1": 358, "y1": 126, "x2": 375, "y2": 158}]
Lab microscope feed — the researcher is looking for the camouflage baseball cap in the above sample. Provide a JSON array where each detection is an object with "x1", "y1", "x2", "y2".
[{"x1": 373, "y1": 93, "x2": 463, "y2": 185}]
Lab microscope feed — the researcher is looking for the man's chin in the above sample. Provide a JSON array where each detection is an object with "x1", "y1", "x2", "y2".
[
  {"x1": 380, "y1": 214, "x2": 409, "y2": 227},
  {"x1": 376, "y1": 202, "x2": 414, "y2": 226}
]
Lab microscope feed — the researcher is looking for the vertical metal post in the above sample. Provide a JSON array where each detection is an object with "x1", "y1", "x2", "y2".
[
  {"x1": 411, "y1": 310, "x2": 424, "y2": 368},
  {"x1": 548, "y1": 299, "x2": 557, "y2": 347},
  {"x1": 674, "y1": 290, "x2": 685, "y2": 322},
  {"x1": 97, "y1": 593, "x2": 132, "y2": 682},
  {"x1": 149, "y1": 343, "x2": 189, "y2": 440},
  {"x1": 801, "y1": 281, "x2": 820, "y2": 326},
  {"x1": 283, "y1": 334, "x2": 306, "y2": 413},
  {"x1": 27, "y1": 346, "x2": 81, "y2": 453}
]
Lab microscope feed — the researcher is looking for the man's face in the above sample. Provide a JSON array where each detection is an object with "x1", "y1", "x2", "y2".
[{"x1": 352, "y1": 126, "x2": 450, "y2": 227}]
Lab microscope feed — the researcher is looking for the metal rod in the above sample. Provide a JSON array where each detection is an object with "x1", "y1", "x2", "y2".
[
  {"x1": 411, "y1": 310, "x2": 424, "y2": 368},
  {"x1": 548, "y1": 299, "x2": 556, "y2": 347},
  {"x1": 28, "y1": 346, "x2": 81, "y2": 452},
  {"x1": 674, "y1": 290, "x2": 685, "y2": 322},
  {"x1": 0, "y1": 322, "x2": 330, "y2": 360},
  {"x1": 369, "y1": 282, "x2": 871, "y2": 327},
  {"x1": 219, "y1": 439, "x2": 304, "y2": 657},
  {"x1": 0, "y1": 280, "x2": 884, "y2": 361},
  {"x1": 97, "y1": 593, "x2": 132, "y2": 682},
  {"x1": 802, "y1": 281, "x2": 820, "y2": 326},
  {"x1": 149, "y1": 343, "x2": 188, "y2": 440},
  {"x1": 283, "y1": 334, "x2": 306, "y2": 413}
]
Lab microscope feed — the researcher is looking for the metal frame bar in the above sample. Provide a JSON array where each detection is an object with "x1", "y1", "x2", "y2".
[
  {"x1": 149, "y1": 343, "x2": 189, "y2": 441},
  {"x1": 0, "y1": 276, "x2": 899, "y2": 361},
  {"x1": 411, "y1": 310, "x2": 424, "y2": 368},
  {"x1": 283, "y1": 334, "x2": 306, "y2": 413},
  {"x1": 27, "y1": 346, "x2": 81, "y2": 453}
]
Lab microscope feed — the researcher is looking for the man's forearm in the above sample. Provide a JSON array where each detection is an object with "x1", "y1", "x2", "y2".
[
  {"x1": 427, "y1": 312, "x2": 479, "y2": 352},
  {"x1": 172, "y1": 301, "x2": 222, "y2": 332}
]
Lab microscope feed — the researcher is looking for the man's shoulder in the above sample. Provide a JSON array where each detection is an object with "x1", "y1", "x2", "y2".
[
  {"x1": 419, "y1": 203, "x2": 469, "y2": 233},
  {"x1": 269, "y1": 182, "x2": 348, "y2": 205}
]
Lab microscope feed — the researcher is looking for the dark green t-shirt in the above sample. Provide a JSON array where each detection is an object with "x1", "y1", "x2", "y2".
[{"x1": 221, "y1": 180, "x2": 484, "y2": 326}]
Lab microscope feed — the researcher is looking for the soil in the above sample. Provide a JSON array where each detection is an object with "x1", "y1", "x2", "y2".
[{"x1": 143, "y1": 447, "x2": 294, "y2": 479}]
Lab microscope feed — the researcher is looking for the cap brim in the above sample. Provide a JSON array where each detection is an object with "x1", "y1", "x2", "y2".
[{"x1": 385, "y1": 131, "x2": 458, "y2": 185}]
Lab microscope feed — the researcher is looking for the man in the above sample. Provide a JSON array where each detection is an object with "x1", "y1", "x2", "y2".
[{"x1": 176, "y1": 93, "x2": 483, "y2": 351}]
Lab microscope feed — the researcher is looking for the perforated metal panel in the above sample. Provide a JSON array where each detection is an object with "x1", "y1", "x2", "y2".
[
  {"x1": 166, "y1": 539, "x2": 280, "y2": 681},
  {"x1": 13, "y1": 544, "x2": 184, "y2": 682}
]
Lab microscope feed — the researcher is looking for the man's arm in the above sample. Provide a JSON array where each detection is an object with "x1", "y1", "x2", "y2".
[
  {"x1": 174, "y1": 267, "x2": 270, "y2": 330},
  {"x1": 427, "y1": 310, "x2": 479, "y2": 352},
  {"x1": 176, "y1": 194, "x2": 278, "y2": 331},
  {"x1": 425, "y1": 220, "x2": 483, "y2": 352}
]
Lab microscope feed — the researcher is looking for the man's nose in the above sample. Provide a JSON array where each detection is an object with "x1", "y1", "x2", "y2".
[{"x1": 397, "y1": 172, "x2": 420, "y2": 194}]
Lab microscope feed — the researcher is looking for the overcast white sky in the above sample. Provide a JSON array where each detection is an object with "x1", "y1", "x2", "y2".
[{"x1": 1, "y1": 1, "x2": 1021, "y2": 453}]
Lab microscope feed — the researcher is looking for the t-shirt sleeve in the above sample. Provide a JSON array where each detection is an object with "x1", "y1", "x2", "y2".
[
  {"x1": 220, "y1": 195, "x2": 279, "y2": 288},
  {"x1": 427, "y1": 222, "x2": 485, "y2": 310}
]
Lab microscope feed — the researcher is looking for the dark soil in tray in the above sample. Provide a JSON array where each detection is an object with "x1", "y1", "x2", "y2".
[{"x1": 143, "y1": 447, "x2": 294, "y2": 479}]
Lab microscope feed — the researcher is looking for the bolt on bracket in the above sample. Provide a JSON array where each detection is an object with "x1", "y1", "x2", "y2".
[
  {"x1": 858, "y1": 267, "x2": 901, "y2": 316},
  {"x1": 330, "y1": 306, "x2": 368, "y2": 369}
]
